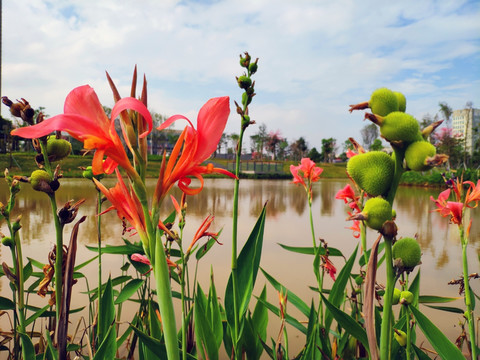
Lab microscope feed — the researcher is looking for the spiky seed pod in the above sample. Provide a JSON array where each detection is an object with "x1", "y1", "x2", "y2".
[
  {"x1": 346, "y1": 151, "x2": 395, "y2": 196},
  {"x1": 362, "y1": 197, "x2": 393, "y2": 230},
  {"x1": 394, "y1": 91, "x2": 406, "y2": 112},
  {"x1": 369, "y1": 88, "x2": 399, "y2": 116},
  {"x1": 46, "y1": 136, "x2": 72, "y2": 162},
  {"x1": 405, "y1": 141, "x2": 437, "y2": 171},
  {"x1": 400, "y1": 290, "x2": 414, "y2": 305},
  {"x1": 367, "y1": 112, "x2": 420, "y2": 143},
  {"x1": 30, "y1": 170, "x2": 53, "y2": 193},
  {"x1": 392, "y1": 288, "x2": 402, "y2": 305},
  {"x1": 393, "y1": 237, "x2": 422, "y2": 270}
]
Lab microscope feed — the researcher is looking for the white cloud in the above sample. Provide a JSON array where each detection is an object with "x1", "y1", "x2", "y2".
[{"x1": 2, "y1": 0, "x2": 479, "y2": 151}]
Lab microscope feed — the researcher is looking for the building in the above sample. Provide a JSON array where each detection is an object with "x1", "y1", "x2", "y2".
[{"x1": 451, "y1": 108, "x2": 480, "y2": 155}]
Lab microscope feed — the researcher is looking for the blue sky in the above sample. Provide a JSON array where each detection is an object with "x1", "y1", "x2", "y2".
[{"x1": 2, "y1": 0, "x2": 479, "y2": 152}]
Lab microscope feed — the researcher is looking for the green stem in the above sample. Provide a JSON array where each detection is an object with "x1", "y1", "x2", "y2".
[
  {"x1": 308, "y1": 197, "x2": 324, "y2": 325},
  {"x1": 460, "y1": 228, "x2": 477, "y2": 360},
  {"x1": 360, "y1": 223, "x2": 368, "y2": 267},
  {"x1": 96, "y1": 190, "x2": 103, "y2": 344},
  {"x1": 380, "y1": 238, "x2": 395, "y2": 360},
  {"x1": 406, "y1": 307, "x2": 412, "y2": 360},
  {"x1": 179, "y1": 229, "x2": 188, "y2": 360},
  {"x1": 231, "y1": 128, "x2": 245, "y2": 358},
  {"x1": 154, "y1": 231, "x2": 179, "y2": 360}
]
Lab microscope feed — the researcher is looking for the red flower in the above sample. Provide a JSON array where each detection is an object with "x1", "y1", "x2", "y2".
[
  {"x1": 346, "y1": 149, "x2": 357, "y2": 158},
  {"x1": 11, "y1": 85, "x2": 152, "y2": 176},
  {"x1": 131, "y1": 253, "x2": 178, "y2": 275},
  {"x1": 465, "y1": 180, "x2": 480, "y2": 208},
  {"x1": 154, "y1": 97, "x2": 236, "y2": 200},
  {"x1": 94, "y1": 170, "x2": 148, "y2": 241},
  {"x1": 290, "y1": 158, "x2": 323, "y2": 198},
  {"x1": 430, "y1": 189, "x2": 463, "y2": 225},
  {"x1": 321, "y1": 255, "x2": 337, "y2": 281},
  {"x1": 185, "y1": 215, "x2": 220, "y2": 255},
  {"x1": 346, "y1": 214, "x2": 361, "y2": 238}
]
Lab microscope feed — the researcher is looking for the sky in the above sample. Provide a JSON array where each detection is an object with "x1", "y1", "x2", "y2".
[{"x1": 2, "y1": 0, "x2": 480, "y2": 152}]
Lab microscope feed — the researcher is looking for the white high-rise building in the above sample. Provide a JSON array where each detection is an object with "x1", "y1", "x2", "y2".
[{"x1": 451, "y1": 108, "x2": 480, "y2": 155}]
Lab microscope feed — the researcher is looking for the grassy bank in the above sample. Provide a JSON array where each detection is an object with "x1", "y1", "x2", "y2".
[{"x1": 0, "y1": 153, "x2": 350, "y2": 179}]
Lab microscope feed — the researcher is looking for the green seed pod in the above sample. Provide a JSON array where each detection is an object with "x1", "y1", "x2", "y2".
[
  {"x1": 82, "y1": 166, "x2": 94, "y2": 180},
  {"x1": 393, "y1": 237, "x2": 422, "y2": 270},
  {"x1": 405, "y1": 141, "x2": 437, "y2": 171},
  {"x1": 46, "y1": 136, "x2": 72, "y2": 161},
  {"x1": 378, "y1": 112, "x2": 420, "y2": 143},
  {"x1": 354, "y1": 275, "x2": 364, "y2": 285},
  {"x1": 30, "y1": 170, "x2": 53, "y2": 192},
  {"x1": 362, "y1": 197, "x2": 392, "y2": 230},
  {"x1": 400, "y1": 290, "x2": 414, "y2": 305},
  {"x1": 346, "y1": 151, "x2": 395, "y2": 196},
  {"x1": 392, "y1": 288, "x2": 401, "y2": 305},
  {"x1": 248, "y1": 62, "x2": 258, "y2": 74},
  {"x1": 394, "y1": 329, "x2": 407, "y2": 347},
  {"x1": 394, "y1": 91, "x2": 406, "y2": 112},
  {"x1": 237, "y1": 75, "x2": 252, "y2": 90},
  {"x1": 369, "y1": 88, "x2": 399, "y2": 116},
  {"x1": 1, "y1": 236, "x2": 14, "y2": 248}
]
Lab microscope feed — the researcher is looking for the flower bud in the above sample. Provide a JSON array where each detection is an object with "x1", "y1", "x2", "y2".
[
  {"x1": 248, "y1": 61, "x2": 258, "y2": 74},
  {"x1": 82, "y1": 166, "x2": 94, "y2": 180},
  {"x1": 1, "y1": 236, "x2": 14, "y2": 248},
  {"x1": 392, "y1": 288, "x2": 401, "y2": 305},
  {"x1": 12, "y1": 216, "x2": 22, "y2": 233},
  {"x1": 394, "y1": 329, "x2": 407, "y2": 347}
]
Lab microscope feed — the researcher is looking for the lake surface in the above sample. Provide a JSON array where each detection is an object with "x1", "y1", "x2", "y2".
[{"x1": 1, "y1": 177, "x2": 479, "y2": 356}]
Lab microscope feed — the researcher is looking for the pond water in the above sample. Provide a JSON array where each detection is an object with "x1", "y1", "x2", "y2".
[{"x1": 1, "y1": 177, "x2": 479, "y2": 357}]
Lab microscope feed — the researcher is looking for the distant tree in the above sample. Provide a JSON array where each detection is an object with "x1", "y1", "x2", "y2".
[
  {"x1": 277, "y1": 139, "x2": 289, "y2": 160},
  {"x1": 360, "y1": 123, "x2": 378, "y2": 149},
  {"x1": 250, "y1": 123, "x2": 268, "y2": 157},
  {"x1": 321, "y1": 138, "x2": 336, "y2": 163},
  {"x1": 343, "y1": 139, "x2": 354, "y2": 152},
  {"x1": 214, "y1": 133, "x2": 228, "y2": 157},
  {"x1": 369, "y1": 138, "x2": 383, "y2": 151},
  {"x1": 266, "y1": 130, "x2": 283, "y2": 160},
  {"x1": 290, "y1": 137, "x2": 308, "y2": 161},
  {"x1": 438, "y1": 102, "x2": 453, "y2": 128},
  {"x1": 308, "y1": 147, "x2": 322, "y2": 162},
  {"x1": 432, "y1": 127, "x2": 463, "y2": 169}
]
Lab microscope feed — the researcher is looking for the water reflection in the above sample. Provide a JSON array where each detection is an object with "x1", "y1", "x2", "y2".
[{"x1": 1, "y1": 177, "x2": 479, "y2": 351}]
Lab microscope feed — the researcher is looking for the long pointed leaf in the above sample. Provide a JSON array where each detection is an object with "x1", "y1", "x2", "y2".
[{"x1": 410, "y1": 306, "x2": 464, "y2": 359}]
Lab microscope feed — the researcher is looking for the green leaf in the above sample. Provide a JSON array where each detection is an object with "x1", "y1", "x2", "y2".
[
  {"x1": 278, "y1": 243, "x2": 343, "y2": 257},
  {"x1": 23, "y1": 261, "x2": 33, "y2": 282},
  {"x1": 130, "y1": 323, "x2": 167, "y2": 360},
  {"x1": 74, "y1": 254, "x2": 99, "y2": 271},
  {"x1": 99, "y1": 277, "x2": 115, "y2": 345},
  {"x1": 19, "y1": 332, "x2": 36, "y2": 360},
  {"x1": 195, "y1": 283, "x2": 219, "y2": 360},
  {"x1": 260, "y1": 268, "x2": 310, "y2": 317},
  {"x1": 410, "y1": 306, "x2": 464, "y2": 359},
  {"x1": 25, "y1": 304, "x2": 50, "y2": 327},
  {"x1": 93, "y1": 324, "x2": 117, "y2": 360},
  {"x1": 195, "y1": 235, "x2": 218, "y2": 261},
  {"x1": 359, "y1": 242, "x2": 385, "y2": 267},
  {"x1": 44, "y1": 329, "x2": 58, "y2": 360},
  {"x1": 225, "y1": 205, "x2": 267, "y2": 338},
  {"x1": 208, "y1": 269, "x2": 223, "y2": 350},
  {"x1": 325, "y1": 244, "x2": 358, "y2": 331},
  {"x1": 320, "y1": 293, "x2": 370, "y2": 355},
  {"x1": 0, "y1": 296, "x2": 15, "y2": 310},
  {"x1": 419, "y1": 295, "x2": 460, "y2": 303},
  {"x1": 115, "y1": 278, "x2": 144, "y2": 304},
  {"x1": 256, "y1": 297, "x2": 307, "y2": 335},
  {"x1": 423, "y1": 304, "x2": 465, "y2": 314},
  {"x1": 244, "y1": 285, "x2": 268, "y2": 360},
  {"x1": 86, "y1": 242, "x2": 143, "y2": 255}
]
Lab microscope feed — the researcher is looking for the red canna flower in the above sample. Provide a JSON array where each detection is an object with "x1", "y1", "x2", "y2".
[
  {"x1": 93, "y1": 169, "x2": 148, "y2": 243},
  {"x1": 185, "y1": 215, "x2": 220, "y2": 255},
  {"x1": 465, "y1": 180, "x2": 480, "y2": 208},
  {"x1": 430, "y1": 189, "x2": 463, "y2": 225},
  {"x1": 131, "y1": 253, "x2": 178, "y2": 275},
  {"x1": 11, "y1": 85, "x2": 152, "y2": 176},
  {"x1": 321, "y1": 255, "x2": 337, "y2": 281},
  {"x1": 154, "y1": 97, "x2": 236, "y2": 200},
  {"x1": 290, "y1": 158, "x2": 323, "y2": 199},
  {"x1": 346, "y1": 149, "x2": 357, "y2": 158},
  {"x1": 346, "y1": 213, "x2": 361, "y2": 238}
]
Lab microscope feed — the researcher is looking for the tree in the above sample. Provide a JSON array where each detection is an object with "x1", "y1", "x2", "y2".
[
  {"x1": 289, "y1": 137, "x2": 308, "y2": 161},
  {"x1": 321, "y1": 138, "x2": 336, "y2": 163},
  {"x1": 432, "y1": 127, "x2": 463, "y2": 169},
  {"x1": 307, "y1": 147, "x2": 322, "y2": 162},
  {"x1": 438, "y1": 102, "x2": 452, "y2": 128},
  {"x1": 250, "y1": 123, "x2": 268, "y2": 158},
  {"x1": 277, "y1": 138, "x2": 289, "y2": 160},
  {"x1": 360, "y1": 123, "x2": 378, "y2": 149},
  {"x1": 266, "y1": 130, "x2": 283, "y2": 160},
  {"x1": 369, "y1": 138, "x2": 383, "y2": 151}
]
